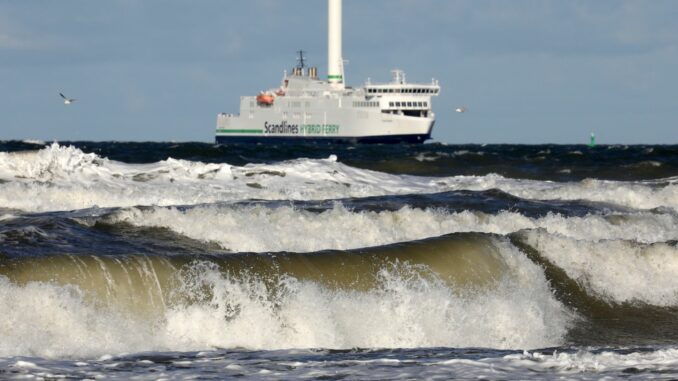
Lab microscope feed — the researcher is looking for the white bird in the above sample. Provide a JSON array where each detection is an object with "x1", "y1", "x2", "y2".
[
  {"x1": 455, "y1": 106, "x2": 467, "y2": 113},
  {"x1": 59, "y1": 92, "x2": 76, "y2": 105}
]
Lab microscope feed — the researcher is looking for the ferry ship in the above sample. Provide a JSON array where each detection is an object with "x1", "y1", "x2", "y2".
[{"x1": 216, "y1": 0, "x2": 440, "y2": 144}]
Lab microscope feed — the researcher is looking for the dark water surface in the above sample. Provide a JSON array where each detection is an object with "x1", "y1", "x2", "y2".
[{"x1": 1, "y1": 140, "x2": 678, "y2": 379}]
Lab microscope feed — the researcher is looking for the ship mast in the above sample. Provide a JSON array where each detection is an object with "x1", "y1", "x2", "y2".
[{"x1": 327, "y1": 0, "x2": 344, "y2": 89}]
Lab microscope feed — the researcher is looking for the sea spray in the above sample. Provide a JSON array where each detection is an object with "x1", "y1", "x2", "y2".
[
  {"x1": 0, "y1": 144, "x2": 677, "y2": 213},
  {"x1": 0, "y1": 236, "x2": 570, "y2": 358}
]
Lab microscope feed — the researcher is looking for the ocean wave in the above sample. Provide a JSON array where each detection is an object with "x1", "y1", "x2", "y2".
[
  {"x1": 516, "y1": 229, "x2": 678, "y2": 306},
  {"x1": 0, "y1": 235, "x2": 569, "y2": 357},
  {"x1": 100, "y1": 204, "x2": 678, "y2": 252},
  {"x1": 1, "y1": 144, "x2": 677, "y2": 213}
]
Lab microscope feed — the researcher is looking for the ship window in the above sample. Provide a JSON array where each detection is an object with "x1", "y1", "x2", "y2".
[
  {"x1": 424, "y1": 102, "x2": 428, "y2": 107},
  {"x1": 395, "y1": 102, "x2": 401, "y2": 107},
  {"x1": 389, "y1": 102, "x2": 394, "y2": 107},
  {"x1": 407, "y1": 102, "x2": 412, "y2": 107}
]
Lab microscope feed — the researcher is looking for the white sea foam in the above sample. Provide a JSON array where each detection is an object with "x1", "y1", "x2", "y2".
[
  {"x1": 0, "y1": 144, "x2": 443, "y2": 212},
  {"x1": 0, "y1": 239, "x2": 569, "y2": 358},
  {"x1": 105, "y1": 204, "x2": 678, "y2": 252},
  {"x1": 427, "y1": 348, "x2": 678, "y2": 380},
  {"x1": 0, "y1": 214, "x2": 15, "y2": 222},
  {"x1": 4, "y1": 346, "x2": 678, "y2": 380},
  {"x1": 521, "y1": 229, "x2": 678, "y2": 306},
  {"x1": 0, "y1": 144, "x2": 677, "y2": 212}
]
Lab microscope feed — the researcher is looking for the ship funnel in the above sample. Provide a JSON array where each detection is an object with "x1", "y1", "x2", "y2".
[{"x1": 328, "y1": 0, "x2": 344, "y2": 89}]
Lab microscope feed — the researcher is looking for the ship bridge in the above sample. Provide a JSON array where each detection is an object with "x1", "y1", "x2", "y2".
[
  {"x1": 361, "y1": 69, "x2": 440, "y2": 118},
  {"x1": 364, "y1": 70, "x2": 440, "y2": 95}
]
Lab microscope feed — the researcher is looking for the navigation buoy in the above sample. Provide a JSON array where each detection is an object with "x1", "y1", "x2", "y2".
[{"x1": 589, "y1": 132, "x2": 596, "y2": 148}]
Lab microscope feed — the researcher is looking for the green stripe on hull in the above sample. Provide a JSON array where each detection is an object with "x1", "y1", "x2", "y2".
[
  {"x1": 327, "y1": 75, "x2": 343, "y2": 80},
  {"x1": 216, "y1": 129, "x2": 263, "y2": 134}
]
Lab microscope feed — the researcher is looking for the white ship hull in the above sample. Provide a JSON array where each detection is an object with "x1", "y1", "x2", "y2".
[{"x1": 217, "y1": 103, "x2": 435, "y2": 144}]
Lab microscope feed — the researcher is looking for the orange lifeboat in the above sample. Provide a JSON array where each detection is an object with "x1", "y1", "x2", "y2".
[{"x1": 256, "y1": 93, "x2": 274, "y2": 105}]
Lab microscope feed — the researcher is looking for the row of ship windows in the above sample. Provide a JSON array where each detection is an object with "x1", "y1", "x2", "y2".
[
  {"x1": 353, "y1": 101, "x2": 379, "y2": 108},
  {"x1": 250, "y1": 101, "x2": 312, "y2": 108},
  {"x1": 249, "y1": 112, "x2": 312, "y2": 119},
  {"x1": 367, "y1": 88, "x2": 438, "y2": 94},
  {"x1": 390, "y1": 101, "x2": 428, "y2": 108}
]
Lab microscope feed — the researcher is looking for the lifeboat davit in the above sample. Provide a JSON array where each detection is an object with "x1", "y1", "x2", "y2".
[
  {"x1": 256, "y1": 93, "x2": 275, "y2": 105},
  {"x1": 275, "y1": 88, "x2": 286, "y2": 96}
]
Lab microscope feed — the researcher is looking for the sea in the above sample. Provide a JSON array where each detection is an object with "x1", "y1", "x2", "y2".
[{"x1": 1, "y1": 140, "x2": 678, "y2": 380}]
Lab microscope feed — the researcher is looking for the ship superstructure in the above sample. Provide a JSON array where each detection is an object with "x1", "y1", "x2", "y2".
[{"x1": 216, "y1": 0, "x2": 440, "y2": 144}]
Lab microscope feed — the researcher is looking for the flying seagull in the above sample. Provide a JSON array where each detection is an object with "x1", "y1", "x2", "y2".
[
  {"x1": 59, "y1": 92, "x2": 76, "y2": 105},
  {"x1": 455, "y1": 106, "x2": 467, "y2": 113}
]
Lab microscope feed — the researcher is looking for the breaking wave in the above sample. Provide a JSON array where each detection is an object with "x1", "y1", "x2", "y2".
[
  {"x1": 515, "y1": 229, "x2": 678, "y2": 306},
  {"x1": 0, "y1": 234, "x2": 569, "y2": 358},
  {"x1": 100, "y1": 204, "x2": 678, "y2": 252},
  {"x1": 0, "y1": 144, "x2": 677, "y2": 212}
]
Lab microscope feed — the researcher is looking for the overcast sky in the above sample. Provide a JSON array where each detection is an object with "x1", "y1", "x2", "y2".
[{"x1": 1, "y1": 0, "x2": 676, "y2": 144}]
